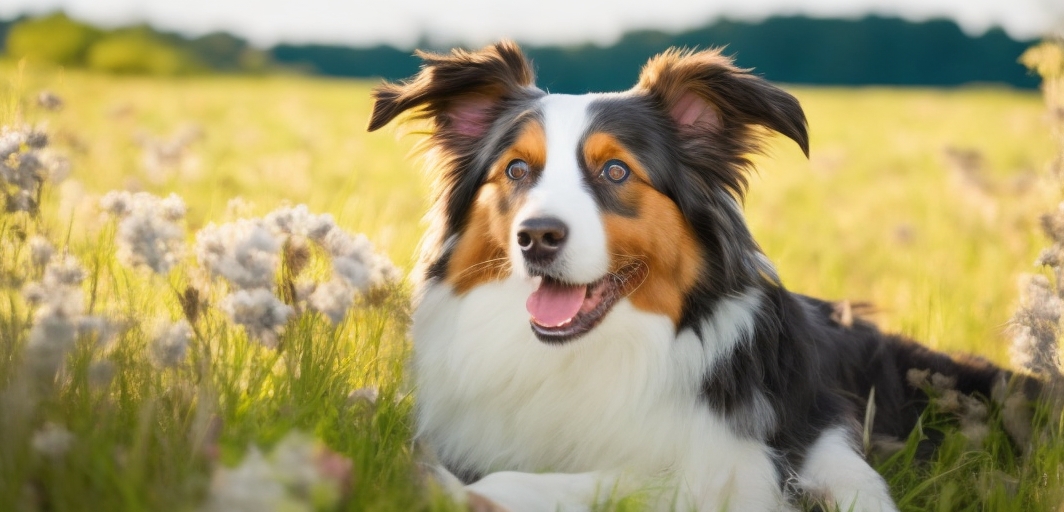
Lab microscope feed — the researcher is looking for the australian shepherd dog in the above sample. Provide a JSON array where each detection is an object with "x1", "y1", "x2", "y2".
[{"x1": 368, "y1": 41, "x2": 1026, "y2": 511}]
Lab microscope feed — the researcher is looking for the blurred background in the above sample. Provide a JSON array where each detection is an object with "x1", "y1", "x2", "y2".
[{"x1": 1, "y1": 0, "x2": 1062, "y2": 90}]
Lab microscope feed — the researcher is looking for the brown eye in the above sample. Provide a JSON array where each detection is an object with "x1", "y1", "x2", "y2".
[
  {"x1": 602, "y1": 160, "x2": 630, "y2": 183},
  {"x1": 506, "y1": 159, "x2": 529, "y2": 181}
]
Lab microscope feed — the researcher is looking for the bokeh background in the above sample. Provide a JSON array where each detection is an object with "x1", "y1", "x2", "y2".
[
  {"x1": 1, "y1": 0, "x2": 1062, "y2": 89},
  {"x1": 3, "y1": 2, "x2": 1064, "y2": 511}
]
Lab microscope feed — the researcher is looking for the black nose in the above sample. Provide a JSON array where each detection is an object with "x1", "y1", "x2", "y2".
[{"x1": 517, "y1": 217, "x2": 568, "y2": 264}]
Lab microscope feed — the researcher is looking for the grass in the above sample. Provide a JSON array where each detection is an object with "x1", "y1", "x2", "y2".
[{"x1": 0, "y1": 56, "x2": 1062, "y2": 511}]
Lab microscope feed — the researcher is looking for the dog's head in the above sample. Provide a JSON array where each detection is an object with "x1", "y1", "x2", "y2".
[{"x1": 369, "y1": 41, "x2": 807, "y2": 343}]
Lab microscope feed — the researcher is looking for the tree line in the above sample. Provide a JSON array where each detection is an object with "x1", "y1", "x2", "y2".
[{"x1": 1, "y1": 12, "x2": 1040, "y2": 90}]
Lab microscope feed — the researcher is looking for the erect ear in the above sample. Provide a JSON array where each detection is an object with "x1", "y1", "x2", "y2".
[
  {"x1": 367, "y1": 40, "x2": 537, "y2": 138},
  {"x1": 635, "y1": 48, "x2": 809, "y2": 157}
]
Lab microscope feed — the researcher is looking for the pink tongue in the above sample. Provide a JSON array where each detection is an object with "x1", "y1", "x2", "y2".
[{"x1": 526, "y1": 280, "x2": 588, "y2": 327}]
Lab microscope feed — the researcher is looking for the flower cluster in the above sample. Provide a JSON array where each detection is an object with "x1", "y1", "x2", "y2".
[
  {"x1": 1009, "y1": 274, "x2": 1063, "y2": 380},
  {"x1": 22, "y1": 252, "x2": 113, "y2": 382},
  {"x1": 1, "y1": 125, "x2": 69, "y2": 215},
  {"x1": 202, "y1": 431, "x2": 350, "y2": 512},
  {"x1": 196, "y1": 217, "x2": 292, "y2": 346},
  {"x1": 1011, "y1": 42, "x2": 1064, "y2": 384},
  {"x1": 265, "y1": 205, "x2": 400, "y2": 324},
  {"x1": 196, "y1": 204, "x2": 399, "y2": 343},
  {"x1": 101, "y1": 191, "x2": 187, "y2": 274},
  {"x1": 219, "y1": 289, "x2": 292, "y2": 349},
  {"x1": 1008, "y1": 192, "x2": 1064, "y2": 381}
]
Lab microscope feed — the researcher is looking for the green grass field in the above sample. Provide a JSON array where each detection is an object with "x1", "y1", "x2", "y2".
[{"x1": 1, "y1": 57, "x2": 1063, "y2": 511}]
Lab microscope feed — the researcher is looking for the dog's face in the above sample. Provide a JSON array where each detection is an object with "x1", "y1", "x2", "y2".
[{"x1": 369, "y1": 41, "x2": 808, "y2": 343}]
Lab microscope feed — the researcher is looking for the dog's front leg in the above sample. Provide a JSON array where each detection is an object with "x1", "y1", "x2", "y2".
[
  {"x1": 424, "y1": 464, "x2": 624, "y2": 512},
  {"x1": 797, "y1": 427, "x2": 899, "y2": 512},
  {"x1": 466, "y1": 470, "x2": 623, "y2": 512}
]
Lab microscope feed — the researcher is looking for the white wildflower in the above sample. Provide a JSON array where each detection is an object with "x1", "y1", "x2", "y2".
[
  {"x1": 1008, "y1": 274, "x2": 1063, "y2": 379},
  {"x1": 323, "y1": 230, "x2": 400, "y2": 291},
  {"x1": 101, "y1": 191, "x2": 187, "y2": 274},
  {"x1": 47, "y1": 255, "x2": 86, "y2": 287},
  {"x1": 7, "y1": 189, "x2": 36, "y2": 213},
  {"x1": 307, "y1": 278, "x2": 353, "y2": 324},
  {"x1": 265, "y1": 204, "x2": 336, "y2": 243},
  {"x1": 196, "y1": 219, "x2": 281, "y2": 290},
  {"x1": 99, "y1": 190, "x2": 134, "y2": 216},
  {"x1": 225, "y1": 196, "x2": 254, "y2": 220},
  {"x1": 0, "y1": 125, "x2": 67, "y2": 213},
  {"x1": 203, "y1": 447, "x2": 286, "y2": 512},
  {"x1": 270, "y1": 432, "x2": 324, "y2": 493},
  {"x1": 32, "y1": 423, "x2": 74, "y2": 459},
  {"x1": 25, "y1": 314, "x2": 78, "y2": 381},
  {"x1": 22, "y1": 255, "x2": 88, "y2": 381},
  {"x1": 221, "y1": 288, "x2": 293, "y2": 348},
  {"x1": 158, "y1": 193, "x2": 187, "y2": 222},
  {"x1": 23, "y1": 255, "x2": 85, "y2": 319},
  {"x1": 36, "y1": 150, "x2": 70, "y2": 182},
  {"x1": 150, "y1": 319, "x2": 192, "y2": 368},
  {"x1": 28, "y1": 235, "x2": 54, "y2": 268},
  {"x1": 202, "y1": 433, "x2": 347, "y2": 512}
]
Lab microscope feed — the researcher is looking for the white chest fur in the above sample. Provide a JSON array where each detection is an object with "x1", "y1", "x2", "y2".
[{"x1": 412, "y1": 277, "x2": 785, "y2": 508}]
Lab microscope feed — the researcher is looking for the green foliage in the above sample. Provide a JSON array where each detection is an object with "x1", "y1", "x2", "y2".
[
  {"x1": 268, "y1": 16, "x2": 1040, "y2": 91},
  {"x1": 4, "y1": 12, "x2": 100, "y2": 66},
  {"x1": 85, "y1": 28, "x2": 202, "y2": 75},
  {"x1": 1, "y1": 14, "x2": 263, "y2": 76}
]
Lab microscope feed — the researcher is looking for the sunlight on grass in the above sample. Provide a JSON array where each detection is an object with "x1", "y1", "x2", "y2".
[{"x1": 0, "y1": 51, "x2": 1062, "y2": 510}]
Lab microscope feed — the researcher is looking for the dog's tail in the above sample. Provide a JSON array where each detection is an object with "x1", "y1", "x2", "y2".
[{"x1": 803, "y1": 296, "x2": 1044, "y2": 451}]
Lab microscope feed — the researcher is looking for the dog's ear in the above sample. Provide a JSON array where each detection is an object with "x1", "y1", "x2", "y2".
[
  {"x1": 367, "y1": 40, "x2": 536, "y2": 137},
  {"x1": 635, "y1": 48, "x2": 809, "y2": 157}
]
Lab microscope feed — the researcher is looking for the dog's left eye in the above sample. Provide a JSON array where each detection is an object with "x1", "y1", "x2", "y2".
[
  {"x1": 601, "y1": 160, "x2": 630, "y2": 183},
  {"x1": 506, "y1": 159, "x2": 530, "y2": 181}
]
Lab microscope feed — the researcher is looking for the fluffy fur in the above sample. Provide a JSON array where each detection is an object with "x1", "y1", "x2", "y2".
[{"x1": 368, "y1": 41, "x2": 1025, "y2": 511}]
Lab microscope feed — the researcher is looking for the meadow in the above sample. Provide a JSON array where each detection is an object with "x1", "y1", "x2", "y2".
[{"x1": 0, "y1": 50, "x2": 1062, "y2": 511}]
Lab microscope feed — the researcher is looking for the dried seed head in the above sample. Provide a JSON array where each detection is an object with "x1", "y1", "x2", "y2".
[
  {"x1": 179, "y1": 286, "x2": 203, "y2": 324},
  {"x1": 282, "y1": 237, "x2": 312, "y2": 278}
]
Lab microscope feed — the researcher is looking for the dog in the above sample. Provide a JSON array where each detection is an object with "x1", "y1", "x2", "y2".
[{"x1": 367, "y1": 41, "x2": 1026, "y2": 511}]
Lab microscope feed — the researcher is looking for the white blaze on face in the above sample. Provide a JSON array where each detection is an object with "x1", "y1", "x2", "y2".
[{"x1": 512, "y1": 94, "x2": 609, "y2": 284}]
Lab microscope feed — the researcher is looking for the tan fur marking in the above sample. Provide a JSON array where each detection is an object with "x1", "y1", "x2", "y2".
[
  {"x1": 586, "y1": 133, "x2": 704, "y2": 324},
  {"x1": 446, "y1": 122, "x2": 546, "y2": 293}
]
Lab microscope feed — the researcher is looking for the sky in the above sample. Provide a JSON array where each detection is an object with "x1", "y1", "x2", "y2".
[{"x1": 1, "y1": 0, "x2": 1062, "y2": 48}]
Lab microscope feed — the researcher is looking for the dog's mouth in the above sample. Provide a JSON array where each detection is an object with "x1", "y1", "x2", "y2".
[{"x1": 525, "y1": 262, "x2": 647, "y2": 344}]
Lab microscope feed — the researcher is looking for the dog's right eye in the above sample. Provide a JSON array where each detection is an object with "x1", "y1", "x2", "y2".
[{"x1": 506, "y1": 160, "x2": 530, "y2": 181}]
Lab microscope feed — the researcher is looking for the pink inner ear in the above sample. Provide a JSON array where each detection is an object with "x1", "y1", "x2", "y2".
[
  {"x1": 670, "y1": 91, "x2": 721, "y2": 130},
  {"x1": 448, "y1": 96, "x2": 496, "y2": 137}
]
